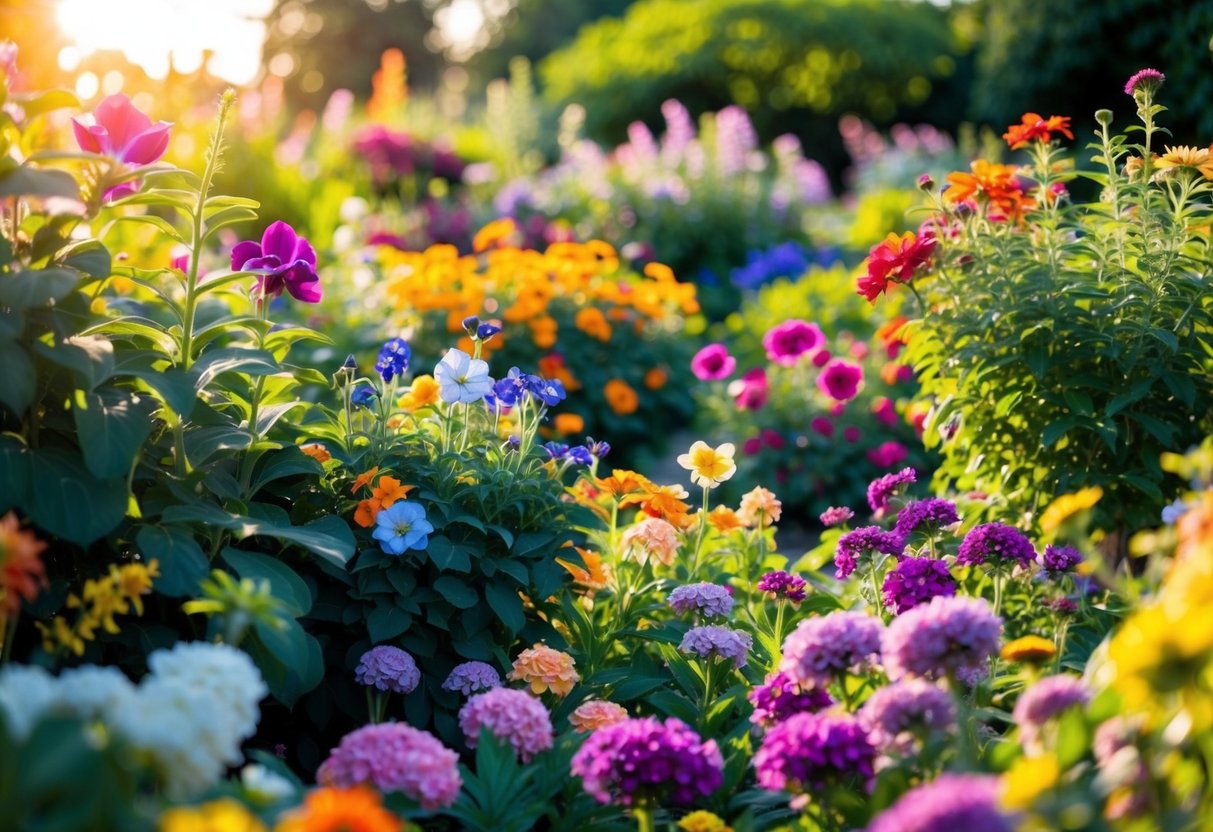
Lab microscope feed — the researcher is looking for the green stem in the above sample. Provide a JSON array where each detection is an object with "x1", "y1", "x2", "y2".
[
  {"x1": 0, "y1": 608, "x2": 17, "y2": 665},
  {"x1": 633, "y1": 805, "x2": 655, "y2": 832},
  {"x1": 701, "y1": 658, "x2": 715, "y2": 726},
  {"x1": 869, "y1": 559, "x2": 885, "y2": 620},
  {"x1": 992, "y1": 571, "x2": 1005, "y2": 618},
  {"x1": 690, "y1": 486, "x2": 711, "y2": 579}
]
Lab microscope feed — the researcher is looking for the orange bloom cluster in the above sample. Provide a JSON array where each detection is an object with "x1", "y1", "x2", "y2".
[
  {"x1": 508, "y1": 643, "x2": 580, "y2": 696},
  {"x1": 1002, "y1": 113, "x2": 1073, "y2": 150},
  {"x1": 0, "y1": 512, "x2": 47, "y2": 622},
  {"x1": 275, "y1": 786, "x2": 402, "y2": 832},
  {"x1": 944, "y1": 160, "x2": 1036, "y2": 222},
  {"x1": 351, "y1": 467, "x2": 415, "y2": 528},
  {"x1": 604, "y1": 379, "x2": 639, "y2": 415},
  {"x1": 557, "y1": 546, "x2": 612, "y2": 591},
  {"x1": 366, "y1": 49, "x2": 408, "y2": 124}
]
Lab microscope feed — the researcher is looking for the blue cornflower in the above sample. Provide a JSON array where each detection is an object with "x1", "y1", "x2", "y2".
[
  {"x1": 374, "y1": 337, "x2": 411, "y2": 382},
  {"x1": 567, "y1": 446, "x2": 593, "y2": 466},
  {"x1": 372, "y1": 501, "x2": 434, "y2": 555},
  {"x1": 351, "y1": 386, "x2": 377, "y2": 408},
  {"x1": 491, "y1": 376, "x2": 523, "y2": 408},
  {"x1": 527, "y1": 376, "x2": 566, "y2": 406},
  {"x1": 543, "y1": 442, "x2": 570, "y2": 460},
  {"x1": 477, "y1": 322, "x2": 502, "y2": 342}
]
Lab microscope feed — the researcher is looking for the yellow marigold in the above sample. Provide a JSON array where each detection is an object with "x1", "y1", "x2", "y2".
[
  {"x1": 472, "y1": 218, "x2": 518, "y2": 253},
  {"x1": 644, "y1": 261, "x2": 676, "y2": 283},
  {"x1": 530, "y1": 316, "x2": 558, "y2": 349},
  {"x1": 554, "y1": 413, "x2": 585, "y2": 435},
  {"x1": 595, "y1": 469, "x2": 654, "y2": 498},
  {"x1": 300, "y1": 444, "x2": 331, "y2": 463},
  {"x1": 677, "y1": 441, "x2": 737, "y2": 489},
  {"x1": 275, "y1": 786, "x2": 402, "y2": 832},
  {"x1": 604, "y1": 379, "x2": 639, "y2": 415},
  {"x1": 738, "y1": 486, "x2": 781, "y2": 526},
  {"x1": 643, "y1": 367, "x2": 668, "y2": 390},
  {"x1": 400, "y1": 375, "x2": 441, "y2": 412},
  {"x1": 160, "y1": 798, "x2": 268, "y2": 832},
  {"x1": 678, "y1": 811, "x2": 733, "y2": 832},
  {"x1": 112, "y1": 560, "x2": 159, "y2": 616},
  {"x1": 574, "y1": 307, "x2": 613, "y2": 341},
  {"x1": 1001, "y1": 635, "x2": 1057, "y2": 664},
  {"x1": 1001, "y1": 754, "x2": 1060, "y2": 810},
  {"x1": 569, "y1": 699, "x2": 628, "y2": 732},
  {"x1": 1039, "y1": 487, "x2": 1103, "y2": 533},
  {"x1": 508, "y1": 643, "x2": 580, "y2": 697},
  {"x1": 707, "y1": 505, "x2": 744, "y2": 533}
]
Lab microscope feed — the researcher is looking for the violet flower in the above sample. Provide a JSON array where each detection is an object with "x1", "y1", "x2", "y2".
[{"x1": 231, "y1": 221, "x2": 322, "y2": 304}]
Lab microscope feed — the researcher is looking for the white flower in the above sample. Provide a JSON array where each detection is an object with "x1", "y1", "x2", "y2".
[
  {"x1": 147, "y1": 641, "x2": 267, "y2": 730},
  {"x1": 0, "y1": 664, "x2": 57, "y2": 741},
  {"x1": 57, "y1": 665, "x2": 134, "y2": 723},
  {"x1": 434, "y1": 348, "x2": 494, "y2": 404},
  {"x1": 676, "y1": 440, "x2": 737, "y2": 488},
  {"x1": 241, "y1": 763, "x2": 297, "y2": 804}
]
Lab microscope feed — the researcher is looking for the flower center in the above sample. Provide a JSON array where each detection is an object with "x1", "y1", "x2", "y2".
[{"x1": 393, "y1": 521, "x2": 412, "y2": 535}]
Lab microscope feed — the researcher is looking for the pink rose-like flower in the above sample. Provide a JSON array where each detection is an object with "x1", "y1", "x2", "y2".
[
  {"x1": 621, "y1": 517, "x2": 681, "y2": 566},
  {"x1": 730, "y1": 368, "x2": 769, "y2": 411},
  {"x1": 763, "y1": 320, "x2": 825, "y2": 367},
  {"x1": 810, "y1": 417, "x2": 833, "y2": 437},
  {"x1": 317, "y1": 722, "x2": 462, "y2": 809},
  {"x1": 691, "y1": 343, "x2": 736, "y2": 381},
  {"x1": 817, "y1": 359, "x2": 863, "y2": 402},
  {"x1": 231, "y1": 220, "x2": 323, "y2": 304},
  {"x1": 867, "y1": 441, "x2": 908, "y2": 467},
  {"x1": 743, "y1": 436, "x2": 762, "y2": 455},
  {"x1": 72, "y1": 94, "x2": 172, "y2": 201}
]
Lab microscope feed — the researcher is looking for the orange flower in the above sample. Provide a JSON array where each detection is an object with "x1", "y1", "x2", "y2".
[
  {"x1": 622, "y1": 483, "x2": 691, "y2": 523},
  {"x1": 351, "y1": 466, "x2": 379, "y2": 494},
  {"x1": 300, "y1": 444, "x2": 332, "y2": 463},
  {"x1": 1002, "y1": 113, "x2": 1073, "y2": 149},
  {"x1": 604, "y1": 379, "x2": 639, "y2": 415},
  {"x1": 553, "y1": 413, "x2": 585, "y2": 435},
  {"x1": 574, "y1": 307, "x2": 613, "y2": 341},
  {"x1": 644, "y1": 261, "x2": 676, "y2": 283},
  {"x1": 875, "y1": 316, "x2": 909, "y2": 347},
  {"x1": 1154, "y1": 145, "x2": 1213, "y2": 180},
  {"x1": 0, "y1": 512, "x2": 47, "y2": 620},
  {"x1": 275, "y1": 786, "x2": 402, "y2": 832},
  {"x1": 569, "y1": 699, "x2": 629, "y2": 732},
  {"x1": 400, "y1": 374, "x2": 442, "y2": 412},
  {"x1": 643, "y1": 368, "x2": 668, "y2": 390},
  {"x1": 372, "y1": 476, "x2": 413, "y2": 509},
  {"x1": 738, "y1": 486, "x2": 782, "y2": 527},
  {"x1": 472, "y1": 218, "x2": 518, "y2": 253},
  {"x1": 354, "y1": 499, "x2": 381, "y2": 528},
  {"x1": 707, "y1": 505, "x2": 744, "y2": 533},
  {"x1": 944, "y1": 160, "x2": 1035, "y2": 221},
  {"x1": 621, "y1": 517, "x2": 682, "y2": 566},
  {"x1": 530, "y1": 316, "x2": 558, "y2": 349},
  {"x1": 558, "y1": 547, "x2": 612, "y2": 590},
  {"x1": 508, "y1": 643, "x2": 580, "y2": 696},
  {"x1": 594, "y1": 469, "x2": 654, "y2": 499}
]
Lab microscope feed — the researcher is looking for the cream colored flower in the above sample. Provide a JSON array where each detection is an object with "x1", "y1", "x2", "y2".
[{"x1": 676, "y1": 441, "x2": 736, "y2": 488}]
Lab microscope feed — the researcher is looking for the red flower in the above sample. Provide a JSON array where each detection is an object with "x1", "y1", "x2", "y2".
[
  {"x1": 1002, "y1": 113, "x2": 1073, "y2": 150},
  {"x1": 857, "y1": 232, "x2": 936, "y2": 303}
]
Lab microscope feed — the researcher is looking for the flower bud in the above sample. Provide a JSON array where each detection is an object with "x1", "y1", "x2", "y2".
[
  {"x1": 477, "y1": 322, "x2": 502, "y2": 342},
  {"x1": 917, "y1": 173, "x2": 935, "y2": 191},
  {"x1": 1094, "y1": 109, "x2": 1114, "y2": 127},
  {"x1": 462, "y1": 315, "x2": 481, "y2": 337}
]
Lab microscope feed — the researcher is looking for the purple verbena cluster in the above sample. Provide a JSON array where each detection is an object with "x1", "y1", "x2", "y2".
[
  {"x1": 956, "y1": 522, "x2": 1036, "y2": 569},
  {"x1": 860, "y1": 679, "x2": 955, "y2": 756},
  {"x1": 881, "y1": 596, "x2": 1002, "y2": 682},
  {"x1": 780, "y1": 611, "x2": 883, "y2": 686},
  {"x1": 882, "y1": 557, "x2": 957, "y2": 615},
  {"x1": 748, "y1": 671, "x2": 833, "y2": 728},
  {"x1": 354, "y1": 645, "x2": 420, "y2": 694},
  {"x1": 835, "y1": 526, "x2": 903, "y2": 579},
  {"x1": 752, "y1": 711, "x2": 876, "y2": 794},
  {"x1": 867, "y1": 467, "x2": 917, "y2": 513},
  {"x1": 757, "y1": 570, "x2": 807, "y2": 602},
  {"x1": 679, "y1": 625, "x2": 752, "y2": 668},
  {"x1": 668, "y1": 583, "x2": 735, "y2": 619},
  {"x1": 866, "y1": 774, "x2": 1014, "y2": 832}
]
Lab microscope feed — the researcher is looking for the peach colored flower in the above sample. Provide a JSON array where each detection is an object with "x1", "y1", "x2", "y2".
[
  {"x1": 569, "y1": 699, "x2": 629, "y2": 732},
  {"x1": 621, "y1": 517, "x2": 682, "y2": 566},
  {"x1": 707, "y1": 505, "x2": 744, "y2": 533},
  {"x1": 508, "y1": 643, "x2": 580, "y2": 697},
  {"x1": 738, "y1": 486, "x2": 782, "y2": 527},
  {"x1": 300, "y1": 443, "x2": 332, "y2": 463}
]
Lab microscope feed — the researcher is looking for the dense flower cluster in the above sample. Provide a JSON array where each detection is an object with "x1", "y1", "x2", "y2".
[
  {"x1": 956, "y1": 522, "x2": 1036, "y2": 569},
  {"x1": 442, "y1": 661, "x2": 502, "y2": 695},
  {"x1": 354, "y1": 646, "x2": 420, "y2": 694},
  {"x1": 752, "y1": 711, "x2": 876, "y2": 794},
  {"x1": 893, "y1": 499, "x2": 959, "y2": 539},
  {"x1": 668, "y1": 583, "x2": 735, "y2": 618},
  {"x1": 882, "y1": 596, "x2": 1002, "y2": 682},
  {"x1": 317, "y1": 723, "x2": 462, "y2": 809},
  {"x1": 569, "y1": 699, "x2": 629, "y2": 732},
  {"x1": 748, "y1": 671, "x2": 833, "y2": 728},
  {"x1": 866, "y1": 774, "x2": 1014, "y2": 832},
  {"x1": 679, "y1": 625, "x2": 753, "y2": 668},
  {"x1": 1013, "y1": 674, "x2": 1090, "y2": 748},
  {"x1": 835, "y1": 526, "x2": 903, "y2": 578},
  {"x1": 458, "y1": 688, "x2": 554, "y2": 761},
  {"x1": 571, "y1": 717, "x2": 723, "y2": 806},
  {"x1": 757, "y1": 570, "x2": 807, "y2": 602},
  {"x1": 819, "y1": 506, "x2": 854, "y2": 527},
  {"x1": 882, "y1": 556, "x2": 957, "y2": 614},
  {"x1": 1039, "y1": 544, "x2": 1082, "y2": 574},
  {"x1": 860, "y1": 679, "x2": 955, "y2": 756},
  {"x1": 780, "y1": 611, "x2": 883, "y2": 685},
  {"x1": 867, "y1": 467, "x2": 917, "y2": 513}
]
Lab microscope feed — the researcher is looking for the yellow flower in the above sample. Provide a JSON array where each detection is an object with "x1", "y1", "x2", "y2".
[
  {"x1": 400, "y1": 374, "x2": 441, "y2": 412},
  {"x1": 1001, "y1": 754, "x2": 1060, "y2": 810},
  {"x1": 707, "y1": 505, "x2": 744, "y2": 533},
  {"x1": 159, "y1": 798, "x2": 268, "y2": 832},
  {"x1": 472, "y1": 217, "x2": 518, "y2": 252},
  {"x1": 1039, "y1": 486, "x2": 1102, "y2": 533},
  {"x1": 507, "y1": 643, "x2": 580, "y2": 697},
  {"x1": 678, "y1": 811, "x2": 733, "y2": 832},
  {"x1": 569, "y1": 699, "x2": 628, "y2": 732},
  {"x1": 112, "y1": 559, "x2": 159, "y2": 616},
  {"x1": 1001, "y1": 635, "x2": 1058, "y2": 664},
  {"x1": 677, "y1": 441, "x2": 736, "y2": 489},
  {"x1": 1153, "y1": 145, "x2": 1213, "y2": 180}
]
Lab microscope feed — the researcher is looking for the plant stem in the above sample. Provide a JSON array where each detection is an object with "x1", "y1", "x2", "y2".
[
  {"x1": 869, "y1": 559, "x2": 885, "y2": 620},
  {"x1": 992, "y1": 571, "x2": 1004, "y2": 617},
  {"x1": 633, "y1": 806, "x2": 655, "y2": 832},
  {"x1": 0, "y1": 609, "x2": 16, "y2": 665}
]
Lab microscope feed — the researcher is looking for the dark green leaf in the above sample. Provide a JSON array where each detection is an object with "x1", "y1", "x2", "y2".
[
  {"x1": 0, "y1": 341, "x2": 34, "y2": 415},
  {"x1": 27, "y1": 448, "x2": 127, "y2": 545},
  {"x1": 367, "y1": 602, "x2": 412, "y2": 642},
  {"x1": 221, "y1": 546, "x2": 313, "y2": 616},
  {"x1": 0, "y1": 166, "x2": 78, "y2": 199},
  {"x1": 427, "y1": 535, "x2": 471, "y2": 572},
  {"x1": 434, "y1": 576, "x2": 478, "y2": 608},
  {"x1": 56, "y1": 239, "x2": 111, "y2": 278},
  {"x1": 32, "y1": 334, "x2": 114, "y2": 390},
  {"x1": 73, "y1": 387, "x2": 153, "y2": 479},
  {"x1": 485, "y1": 583, "x2": 525, "y2": 633},
  {"x1": 0, "y1": 267, "x2": 80, "y2": 310},
  {"x1": 249, "y1": 447, "x2": 323, "y2": 496},
  {"x1": 135, "y1": 525, "x2": 209, "y2": 597}
]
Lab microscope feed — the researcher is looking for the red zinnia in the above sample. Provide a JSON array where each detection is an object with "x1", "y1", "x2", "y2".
[
  {"x1": 857, "y1": 232, "x2": 936, "y2": 303},
  {"x1": 1002, "y1": 113, "x2": 1073, "y2": 150}
]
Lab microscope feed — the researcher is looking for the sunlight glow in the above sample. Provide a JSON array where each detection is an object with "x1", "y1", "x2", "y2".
[{"x1": 55, "y1": 0, "x2": 273, "y2": 87}]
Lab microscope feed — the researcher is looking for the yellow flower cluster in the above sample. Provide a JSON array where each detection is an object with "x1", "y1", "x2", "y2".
[{"x1": 37, "y1": 560, "x2": 159, "y2": 656}]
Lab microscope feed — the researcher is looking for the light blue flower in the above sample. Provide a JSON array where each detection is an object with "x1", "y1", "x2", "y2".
[
  {"x1": 373, "y1": 501, "x2": 434, "y2": 555},
  {"x1": 1161, "y1": 498, "x2": 1190, "y2": 525},
  {"x1": 434, "y1": 348, "x2": 493, "y2": 404}
]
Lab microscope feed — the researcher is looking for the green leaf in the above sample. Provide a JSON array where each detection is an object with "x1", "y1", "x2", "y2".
[
  {"x1": 221, "y1": 546, "x2": 312, "y2": 616},
  {"x1": 427, "y1": 534, "x2": 472, "y2": 572},
  {"x1": 367, "y1": 602, "x2": 412, "y2": 642},
  {"x1": 33, "y1": 334, "x2": 114, "y2": 390},
  {"x1": 27, "y1": 448, "x2": 127, "y2": 545},
  {"x1": 1062, "y1": 390, "x2": 1093, "y2": 417},
  {"x1": 73, "y1": 387, "x2": 153, "y2": 479},
  {"x1": 110, "y1": 213, "x2": 186, "y2": 245},
  {"x1": 485, "y1": 583, "x2": 525, "y2": 633},
  {"x1": 160, "y1": 503, "x2": 355, "y2": 567},
  {"x1": 434, "y1": 575, "x2": 478, "y2": 608},
  {"x1": 249, "y1": 448, "x2": 323, "y2": 496},
  {"x1": 0, "y1": 267, "x2": 80, "y2": 310},
  {"x1": 0, "y1": 341, "x2": 34, "y2": 415},
  {"x1": 0, "y1": 437, "x2": 29, "y2": 513},
  {"x1": 14, "y1": 88, "x2": 79, "y2": 119},
  {"x1": 252, "y1": 618, "x2": 324, "y2": 707},
  {"x1": 0, "y1": 166, "x2": 78, "y2": 199},
  {"x1": 56, "y1": 239, "x2": 112, "y2": 279},
  {"x1": 183, "y1": 425, "x2": 252, "y2": 467},
  {"x1": 190, "y1": 347, "x2": 280, "y2": 391},
  {"x1": 135, "y1": 525, "x2": 209, "y2": 597}
]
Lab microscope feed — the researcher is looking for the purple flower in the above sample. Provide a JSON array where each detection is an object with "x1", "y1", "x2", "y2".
[
  {"x1": 748, "y1": 671, "x2": 833, "y2": 728},
  {"x1": 882, "y1": 596, "x2": 1002, "y2": 682},
  {"x1": 763, "y1": 320, "x2": 825, "y2": 366},
  {"x1": 893, "y1": 499, "x2": 959, "y2": 541},
  {"x1": 882, "y1": 557, "x2": 957, "y2": 615},
  {"x1": 835, "y1": 526, "x2": 903, "y2": 579},
  {"x1": 668, "y1": 583, "x2": 735, "y2": 619},
  {"x1": 817, "y1": 359, "x2": 863, "y2": 402},
  {"x1": 374, "y1": 337, "x2": 411, "y2": 382},
  {"x1": 819, "y1": 506, "x2": 854, "y2": 527},
  {"x1": 780, "y1": 611, "x2": 883, "y2": 686},
  {"x1": 1124, "y1": 68, "x2": 1164, "y2": 96},
  {"x1": 867, "y1": 467, "x2": 917, "y2": 513},
  {"x1": 691, "y1": 343, "x2": 737, "y2": 380},
  {"x1": 231, "y1": 221, "x2": 322, "y2": 304},
  {"x1": 753, "y1": 711, "x2": 876, "y2": 795},
  {"x1": 571, "y1": 717, "x2": 723, "y2": 806},
  {"x1": 458, "y1": 688, "x2": 553, "y2": 762},
  {"x1": 1039, "y1": 544, "x2": 1082, "y2": 574},
  {"x1": 1013, "y1": 674, "x2": 1090, "y2": 748},
  {"x1": 72, "y1": 93, "x2": 172, "y2": 200},
  {"x1": 866, "y1": 774, "x2": 1014, "y2": 832},
  {"x1": 316, "y1": 723, "x2": 462, "y2": 810},
  {"x1": 441, "y1": 661, "x2": 501, "y2": 696},
  {"x1": 757, "y1": 571, "x2": 807, "y2": 603},
  {"x1": 859, "y1": 679, "x2": 955, "y2": 755},
  {"x1": 354, "y1": 645, "x2": 420, "y2": 694},
  {"x1": 567, "y1": 446, "x2": 593, "y2": 466},
  {"x1": 956, "y1": 523, "x2": 1035, "y2": 569},
  {"x1": 679, "y1": 625, "x2": 752, "y2": 668}
]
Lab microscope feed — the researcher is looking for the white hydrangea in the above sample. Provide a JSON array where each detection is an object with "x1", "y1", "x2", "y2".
[
  {"x1": 147, "y1": 641, "x2": 267, "y2": 730},
  {"x1": 0, "y1": 664, "x2": 58, "y2": 741},
  {"x1": 57, "y1": 665, "x2": 135, "y2": 723},
  {"x1": 241, "y1": 763, "x2": 296, "y2": 803}
]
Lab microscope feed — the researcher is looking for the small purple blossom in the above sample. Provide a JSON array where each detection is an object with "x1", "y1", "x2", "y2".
[
  {"x1": 458, "y1": 688, "x2": 553, "y2": 761},
  {"x1": 748, "y1": 671, "x2": 833, "y2": 728},
  {"x1": 317, "y1": 723, "x2": 462, "y2": 809},
  {"x1": 354, "y1": 645, "x2": 420, "y2": 694},
  {"x1": 867, "y1": 774, "x2": 1014, "y2": 832},
  {"x1": 882, "y1": 557, "x2": 957, "y2": 615},
  {"x1": 1013, "y1": 674, "x2": 1090, "y2": 748},
  {"x1": 571, "y1": 717, "x2": 723, "y2": 806},
  {"x1": 819, "y1": 506, "x2": 854, "y2": 527},
  {"x1": 679, "y1": 625, "x2": 752, "y2": 668},
  {"x1": 442, "y1": 661, "x2": 501, "y2": 696},
  {"x1": 882, "y1": 596, "x2": 1002, "y2": 682},
  {"x1": 752, "y1": 711, "x2": 876, "y2": 795},
  {"x1": 859, "y1": 679, "x2": 955, "y2": 756},
  {"x1": 1039, "y1": 544, "x2": 1082, "y2": 574},
  {"x1": 867, "y1": 467, "x2": 917, "y2": 513},
  {"x1": 956, "y1": 522, "x2": 1035, "y2": 569},
  {"x1": 668, "y1": 583, "x2": 735, "y2": 619},
  {"x1": 1124, "y1": 68, "x2": 1164, "y2": 96},
  {"x1": 893, "y1": 499, "x2": 959, "y2": 540},
  {"x1": 835, "y1": 526, "x2": 903, "y2": 579},
  {"x1": 757, "y1": 570, "x2": 807, "y2": 602},
  {"x1": 780, "y1": 611, "x2": 883, "y2": 686},
  {"x1": 231, "y1": 220, "x2": 322, "y2": 304}
]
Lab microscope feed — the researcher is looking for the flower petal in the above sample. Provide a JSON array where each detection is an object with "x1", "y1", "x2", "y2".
[
  {"x1": 94, "y1": 94, "x2": 152, "y2": 154},
  {"x1": 122, "y1": 122, "x2": 172, "y2": 165},
  {"x1": 260, "y1": 221, "x2": 298, "y2": 261},
  {"x1": 71, "y1": 119, "x2": 104, "y2": 154},
  {"x1": 230, "y1": 240, "x2": 263, "y2": 270}
]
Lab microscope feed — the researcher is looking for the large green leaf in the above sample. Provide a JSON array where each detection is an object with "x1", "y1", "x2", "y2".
[
  {"x1": 159, "y1": 503, "x2": 354, "y2": 568},
  {"x1": 0, "y1": 436, "x2": 30, "y2": 512},
  {"x1": 0, "y1": 166, "x2": 78, "y2": 199},
  {"x1": 485, "y1": 582, "x2": 525, "y2": 633},
  {"x1": 32, "y1": 335, "x2": 114, "y2": 390},
  {"x1": 434, "y1": 575, "x2": 478, "y2": 609},
  {"x1": 135, "y1": 525, "x2": 209, "y2": 597},
  {"x1": 426, "y1": 534, "x2": 472, "y2": 572},
  {"x1": 221, "y1": 546, "x2": 312, "y2": 616},
  {"x1": 367, "y1": 602, "x2": 412, "y2": 642},
  {"x1": 56, "y1": 239, "x2": 112, "y2": 279},
  {"x1": 182, "y1": 425, "x2": 252, "y2": 467},
  {"x1": 0, "y1": 267, "x2": 80, "y2": 311},
  {"x1": 0, "y1": 341, "x2": 34, "y2": 415},
  {"x1": 249, "y1": 447, "x2": 323, "y2": 496},
  {"x1": 190, "y1": 347, "x2": 280, "y2": 391},
  {"x1": 72, "y1": 387, "x2": 153, "y2": 479},
  {"x1": 26, "y1": 448, "x2": 127, "y2": 546}
]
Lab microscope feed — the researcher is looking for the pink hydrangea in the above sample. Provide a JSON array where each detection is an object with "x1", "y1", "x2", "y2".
[
  {"x1": 458, "y1": 687, "x2": 553, "y2": 762},
  {"x1": 316, "y1": 722, "x2": 461, "y2": 809}
]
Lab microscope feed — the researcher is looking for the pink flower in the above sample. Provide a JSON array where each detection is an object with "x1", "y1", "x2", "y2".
[
  {"x1": 621, "y1": 517, "x2": 681, "y2": 566},
  {"x1": 317, "y1": 722, "x2": 462, "y2": 809},
  {"x1": 817, "y1": 359, "x2": 863, "y2": 402},
  {"x1": 812, "y1": 349, "x2": 831, "y2": 367},
  {"x1": 811, "y1": 417, "x2": 833, "y2": 438},
  {"x1": 691, "y1": 343, "x2": 736, "y2": 381},
  {"x1": 458, "y1": 688, "x2": 553, "y2": 762},
  {"x1": 872, "y1": 397, "x2": 898, "y2": 426},
  {"x1": 0, "y1": 41, "x2": 17, "y2": 82},
  {"x1": 867, "y1": 441, "x2": 908, "y2": 467},
  {"x1": 231, "y1": 220, "x2": 322, "y2": 304},
  {"x1": 743, "y1": 436, "x2": 762, "y2": 455},
  {"x1": 761, "y1": 428, "x2": 785, "y2": 450},
  {"x1": 763, "y1": 320, "x2": 825, "y2": 367},
  {"x1": 730, "y1": 368, "x2": 769, "y2": 411},
  {"x1": 844, "y1": 426, "x2": 861, "y2": 443},
  {"x1": 72, "y1": 94, "x2": 172, "y2": 201}
]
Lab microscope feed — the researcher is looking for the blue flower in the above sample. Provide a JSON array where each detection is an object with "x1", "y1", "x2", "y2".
[
  {"x1": 351, "y1": 386, "x2": 377, "y2": 408},
  {"x1": 568, "y1": 446, "x2": 593, "y2": 466},
  {"x1": 527, "y1": 376, "x2": 566, "y2": 407},
  {"x1": 543, "y1": 442, "x2": 570, "y2": 460},
  {"x1": 587, "y1": 437, "x2": 611, "y2": 459},
  {"x1": 374, "y1": 337, "x2": 411, "y2": 382},
  {"x1": 372, "y1": 501, "x2": 434, "y2": 555},
  {"x1": 477, "y1": 322, "x2": 502, "y2": 342}
]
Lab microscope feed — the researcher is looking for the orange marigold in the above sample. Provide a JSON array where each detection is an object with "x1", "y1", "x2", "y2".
[
  {"x1": 400, "y1": 375, "x2": 442, "y2": 411},
  {"x1": 508, "y1": 643, "x2": 580, "y2": 697},
  {"x1": 275, "y1": 786, "x2": 402, "y2": 832},
  {"x1": 707, "y1": 505, "x2": 744, "y2": 533},
  {"x1": 944, "y1": 160, "x2": 1035, "y2": 221},
  {"x1": 574, "y1": 307, "x2": 613, "y2": 341},
  {"x1": 643, "y1": 368, "x2": 669, "y2": 390},
  {"x1": 604, "y1": 379, "x2": 639, "y2": 415},
  {"x1": 1002, "y1": 113, "x2": 1073, "y2": 150},
  {"x1": 372, "y1": 476, "x2": 413, "y2": 509},
  {"x1": 530, "y1": 316, "x2": 558, "y2": 349},
  {"x1": 553, "y1": 413, "x2": 585, "y2": 435},
  {"x1": 569, "y1": 699, "x2": 629, "y2": 732},
  {"x1": 0, "y1": 512, "x2": 47, "y2": 620},
  {"x1": 300, "y1": 444, "x2": 332, "y2": 463},
  {"x1": 594, "y1": 469, "x2": 655, "y2": 498},
  {"x1": 472, "y1": 218, "x2": 518, "y2": 253}
]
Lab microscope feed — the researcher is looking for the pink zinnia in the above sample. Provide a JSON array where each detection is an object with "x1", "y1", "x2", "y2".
[
  {"x1": 317, "y1": 722, "x2": 462, "y2": 809},
  {"x1": 72, "y1": 93, "x2": 172, "y2": 201},
  {"x1": 817, "y1": 359, "x2": 863, "y2": 402},
  {"x1": 763, "y1": 320, "x2": 825, "y2": 367},
  {"x1": 691, "y1": 343, "x2": 736, "y2": 381},
  {"x1": 867, "y1": 441, "x2": 908, "y2": 467}
]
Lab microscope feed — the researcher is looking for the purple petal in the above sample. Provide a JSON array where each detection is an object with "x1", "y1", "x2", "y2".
[
  {"x1": 293, "y1": 236, "x2": 317, "y2": 267},
  {"x1": 260, "y1": 221, "x2": 297, "y2": 261},
  {"x1": 94, "y1": 94, "x2": 152, "y2": 154},
  {"x1": 121, "y1": 122, "x2": 171, "y2": 165},
  {"x1": 285, "y1": 264, "x2": 322, "y2": 303},
  {"x1": 71, "y1": 119, "x2": 105, "y2": 154},
  {"x1": 102, "y1": 181, "x2": 140, "y2": 202},
  {"x1": 230, "y1": 240, "x2": 263, "y2": 270},
  {"x1": 256, "y1": 273, "x2": 286, "y2": 300}
]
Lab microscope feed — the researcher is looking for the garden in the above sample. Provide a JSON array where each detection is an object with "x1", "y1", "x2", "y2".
[{"x1": 2, "y1": 0, "x2": 1213, "y2": 830}]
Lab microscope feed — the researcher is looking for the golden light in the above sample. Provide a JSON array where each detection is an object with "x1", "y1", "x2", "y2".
[{"x1": 55, "y1": 0, "x2": 274, "y2": 90}]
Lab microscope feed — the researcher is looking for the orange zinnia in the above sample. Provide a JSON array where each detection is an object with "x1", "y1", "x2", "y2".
[
  {"x1": 371, "y1": 476, "x2": 413, "y2": 509},
  {"x1": 274, "y1": 786, "x2": 402, "y2": 832},
  {"x1": 300, "y1": 444, "x2": 332, "y2": 463},
  {"x1": 554, "y1": 413, "x2": 585, "y2": 435},
  {"x1": 350, "y1": 466, "x2": 379, "y2": 494},
  {"x1": 604, "y1": 379, "x2": 639, "y2": 415},
  {"x1": 643, "y1": 368, "x2": 668, "y2": 390},
  {"x1": 707, "y1": 505, "x2": 744, "y2": 533},
  {"x1": 622, "y1": 483, "x2": 691, "y2": 522},
  {"x1": 593, "y1": 469, "x2": 654, "y2": 499},
  {"x1": 944, "y1": 160, "x2": 1035, "y2": 221},
  {"x1": 0, "y1": 512, "x2": 47, "y2": 619},
  {"x1": 1002, "y1": 113, "x2": 1073, "y2": 149}
]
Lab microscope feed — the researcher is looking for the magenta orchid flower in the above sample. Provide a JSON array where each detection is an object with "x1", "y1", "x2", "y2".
[
  {"x1": 231, "y1": 221, "x2": 322, "y2": 304},
  {"x1": 72, "y1": 94, "x2": 172, "y2": 201}
]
